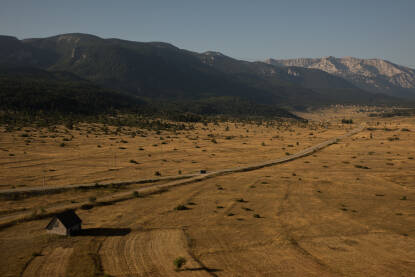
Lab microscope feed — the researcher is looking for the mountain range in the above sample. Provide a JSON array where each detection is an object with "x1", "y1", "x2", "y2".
[
  {"x1": 265, "y1": 56, "x2": 415, "y2": 99},
  {"x1": 0, "y1": 33, "x2": 411, "y2": 119}
]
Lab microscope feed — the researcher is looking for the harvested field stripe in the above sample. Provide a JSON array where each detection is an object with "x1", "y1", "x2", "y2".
[
  {"x1": 100, "y1": 229, "x2": 209, "y2": 276},
  {"x1": 22, "y1": 247, "x2": 73, "y2": 277}
]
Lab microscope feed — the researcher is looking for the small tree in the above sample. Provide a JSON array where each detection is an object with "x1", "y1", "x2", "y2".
[{"x1": 174, "y1": 257, "x2": 186, "y2": 270}]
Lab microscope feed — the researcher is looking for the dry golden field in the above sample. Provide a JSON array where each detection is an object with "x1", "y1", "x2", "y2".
[{"x1": 0, "y1": 107, "x2": 414, "y2": 276}]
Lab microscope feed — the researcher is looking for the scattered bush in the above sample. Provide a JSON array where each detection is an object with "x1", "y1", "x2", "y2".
[
  {"x1": 174, "y1": 204, "x2": 189, "y2": 211},
  {"x1": 173, "y1": 257, "x2": 186, "y2": 270},
  {"x1": 81, "y1": 204, "x2": 93, "y2": 210},
  {"x1": 355, "y1": 165, "x2": 370, "y2": 169},
  {"x1": 32, "y1": 252, "x2": 42, "y2": 257},
  {"x1": 236, "y1": 198, "x2": 247, "y2": 203},
  {"x1": 342, "y1": 119, "x2": 353, "y2": 124}
]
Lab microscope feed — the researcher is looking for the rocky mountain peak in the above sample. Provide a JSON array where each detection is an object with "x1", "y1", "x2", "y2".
[{"x1": 265, "y1": 56, "x2": 415, "y2": 94}]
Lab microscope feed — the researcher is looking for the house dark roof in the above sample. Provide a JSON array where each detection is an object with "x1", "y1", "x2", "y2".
[{"x1": 48, "y1": 210, "x2": 82, "y2": 229}]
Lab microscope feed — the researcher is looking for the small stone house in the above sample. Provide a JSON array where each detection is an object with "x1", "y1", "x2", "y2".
[{"x1": 45, "y1": 210, "x2": 82, "y2": 236}]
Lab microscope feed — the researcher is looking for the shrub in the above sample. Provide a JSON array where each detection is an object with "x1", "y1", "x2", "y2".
[
  {"x1": 236, "y1": 198, "x2": 247, "y2": 203},
  {"x1": 81, "y1": 204, "x2": 93, "y2": 210},
  {"x1": 174, "y1": 205, "x2": 189, "y2": 211},
  {"x1": 173, "y1": 257, "x2": 186, "y2": 270},
  {"x1": 355, "y1": 165, "x2": 370, "y2": 169},
  {"x1": 32, "y1": 252, "x2": 42, "y2": 257},
  {"x1": 253, "y1": 214, "x2": 261, "y2": 218},
  {"x1": 88, "y1": 196, "x2": 96, "y2": 202},
  {"x1": 133, "y1": 191, "x2": 140, "y2": 198},
  {"x1": 342, "y1": 119, "x2": 353, "y2": 124},
  {"x1": 64, "y1": 120, "x2": 74, "y2": 130},
  {"x1": 130, "y1": 159, "x2": 139, "y2": 164},
  {"x1": 155, "y1": 171, "x2": 161, "y2": 176}
]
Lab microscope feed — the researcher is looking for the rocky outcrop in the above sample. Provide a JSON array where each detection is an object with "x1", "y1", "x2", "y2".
[{"x1": 265, "y1": 56, "x2": 415, "y2": 95}]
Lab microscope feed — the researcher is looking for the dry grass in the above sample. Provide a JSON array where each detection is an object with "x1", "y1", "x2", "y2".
[{"x1": 0, "y1": 106, "x2": 414, "y2": 276}]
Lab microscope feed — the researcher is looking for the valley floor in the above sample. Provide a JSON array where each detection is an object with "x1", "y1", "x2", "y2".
[{"x1": 0, "y1": 107, "x2": 414, "y2": 276}]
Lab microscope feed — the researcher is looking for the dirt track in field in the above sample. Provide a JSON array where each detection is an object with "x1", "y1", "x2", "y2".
[
  {"x1": 0, "y1": 125, "x2": 363, "y2": 229},
  {"x1": 1, "y1": 108, "x2": 415, "y2": 277}
]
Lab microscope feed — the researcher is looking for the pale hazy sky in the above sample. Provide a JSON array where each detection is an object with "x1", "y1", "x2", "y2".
[{"x1": 1, "y1": 0, "x2": 414, "y2": 68}]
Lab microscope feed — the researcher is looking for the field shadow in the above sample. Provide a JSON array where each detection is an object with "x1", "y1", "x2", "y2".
[
  {"x1": 74, "y1": 228, "x2": 131, "y2": 236},
  {"x1": 185, "y1": 267, "x2": 222, "y2": 273}
]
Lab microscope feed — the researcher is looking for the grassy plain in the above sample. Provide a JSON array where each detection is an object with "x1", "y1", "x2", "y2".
[{"x1": 0, "y1": 107, "x2": 414, "y2": 276}]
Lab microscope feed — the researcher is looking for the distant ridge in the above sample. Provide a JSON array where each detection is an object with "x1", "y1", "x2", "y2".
[
  {"x1": 0, "y1": 33, "x2": 404, "y2": 113},
  {"x1": 265, "y1": 56, "x2": 415, "y2": 99}
]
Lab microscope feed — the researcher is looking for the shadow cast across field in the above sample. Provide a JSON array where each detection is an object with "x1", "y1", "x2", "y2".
[
  {"x1": 181, "y1": 267, "x2": 222, "y2": 273},
  {"x1": 74, "y1": 227, "x2": 131, "y2": 236}
]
